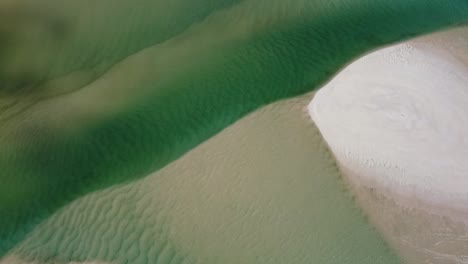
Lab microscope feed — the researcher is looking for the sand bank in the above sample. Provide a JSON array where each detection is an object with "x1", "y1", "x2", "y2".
[{"x1": 310, "y1": 27, "x2": 468, "y2": 263}]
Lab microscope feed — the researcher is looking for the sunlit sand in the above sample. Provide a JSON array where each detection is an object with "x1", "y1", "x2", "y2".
[{"x1": 310, "y1": 27, "x2": 468, "y2": 263}]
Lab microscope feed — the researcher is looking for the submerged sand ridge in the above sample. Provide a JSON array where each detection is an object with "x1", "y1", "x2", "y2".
[
  {"x1": 2, "y1": 0, "x2": 468, "y2": 261},
  {"x1": 310, "y1": 27, "x2": 468, "y2": 263},
  {"x1": 0, "y1": 95, "x2": 401, "y2": 264}
]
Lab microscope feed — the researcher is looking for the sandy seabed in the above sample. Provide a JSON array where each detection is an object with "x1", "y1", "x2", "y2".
[{"x1": 310, "y1": 27, "x2": 468, "y2": 263}]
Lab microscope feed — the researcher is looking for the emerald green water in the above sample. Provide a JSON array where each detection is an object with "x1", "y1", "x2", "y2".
[{"x1": 1, "y1": 0, "x2": 468, "y2": 262}]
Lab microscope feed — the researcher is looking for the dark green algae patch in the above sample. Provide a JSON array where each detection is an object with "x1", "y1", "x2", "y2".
[{"x1": 1, "y1": 0, "x2": 468, "y2": 258}]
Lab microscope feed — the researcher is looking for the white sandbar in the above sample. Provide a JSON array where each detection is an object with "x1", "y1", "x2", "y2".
[{"x1": 309, "y1": 27, "x2": 468, "y2": 263}]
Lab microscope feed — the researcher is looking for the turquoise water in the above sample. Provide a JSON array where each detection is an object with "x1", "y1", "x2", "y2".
[{"x1": 1, "y1": 0, "x2": 468, "y2": 262}]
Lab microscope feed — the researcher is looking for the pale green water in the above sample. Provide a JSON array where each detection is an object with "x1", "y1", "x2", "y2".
[{"x1": 1, "y1": 0, "x2": 468, "y2": 262}]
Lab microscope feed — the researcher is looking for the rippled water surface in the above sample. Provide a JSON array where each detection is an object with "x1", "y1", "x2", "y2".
[{"x1": 1, "y1": 1, "x2": 468, "y2": 263}]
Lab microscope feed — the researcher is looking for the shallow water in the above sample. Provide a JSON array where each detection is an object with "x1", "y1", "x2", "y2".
[
  {"x1": 1, "y1": 95, "x2": 400, "y2": 263},
  {"x1": 1, "y1": 0, "x2": 468, "y2": 262}
]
